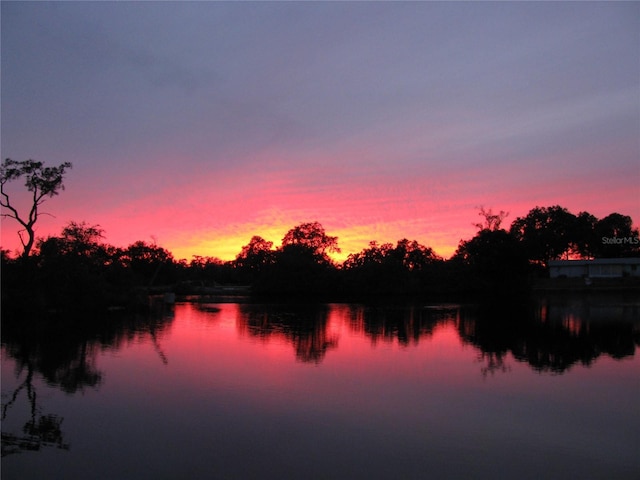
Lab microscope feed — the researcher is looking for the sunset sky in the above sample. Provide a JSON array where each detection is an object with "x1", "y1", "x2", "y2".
[{"x1": 2, "y1": 1, "x2": 638, "y2": 261}]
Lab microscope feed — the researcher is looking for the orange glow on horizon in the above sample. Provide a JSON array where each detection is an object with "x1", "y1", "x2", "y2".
[
  {"x1": 1, "y1": 146, "x2": 638, "y2": 263},
  {"x1": 163, "y1": 222, "x2": 462, "y2": 263}
]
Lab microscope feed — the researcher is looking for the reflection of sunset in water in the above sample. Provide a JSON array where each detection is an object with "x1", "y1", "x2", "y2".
[
  {"x1": 148, "y1": 300, "x2": 639, "y2": 386},
  {"x1": 2, "y1": 298, "x2": 638, "y2": 479}
]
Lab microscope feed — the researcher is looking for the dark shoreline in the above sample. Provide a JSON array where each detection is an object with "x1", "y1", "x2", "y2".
[{"x1": 533, "y1": 276, "x2": 640, "y2": 293}]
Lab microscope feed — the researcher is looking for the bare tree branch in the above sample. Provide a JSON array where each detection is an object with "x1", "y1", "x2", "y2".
[{"x1": 0, "y1": 158, "x2": 72, "y2": 257}]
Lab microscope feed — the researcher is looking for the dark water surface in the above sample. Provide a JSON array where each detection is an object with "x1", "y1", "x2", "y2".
[{"x1": 2, "y1": 296, "x2": 639, "y2": 479}]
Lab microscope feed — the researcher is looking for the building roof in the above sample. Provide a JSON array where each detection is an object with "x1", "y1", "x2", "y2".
[{"x1": 549, "y1": 258, "x2": 640, "y2": 267}]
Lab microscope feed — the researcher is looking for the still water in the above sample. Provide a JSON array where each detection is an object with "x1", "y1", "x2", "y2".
[{"x1": 2, "y1": 296, "x2": 639, "y2": 479}]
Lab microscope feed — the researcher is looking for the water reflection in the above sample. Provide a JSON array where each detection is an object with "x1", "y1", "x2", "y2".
[
  {"x1": 3, "y1": 298, "x2": 635, "y2": 381},
  {"x1": 1, "y1": 308, "x2": 174, "y2": 456},
  {"x1": 237, "y1": 303, "x2": 338, "y2": 363},
  {"x1": 233, "y1": 297, "x2": 638, "y2": 372},
  {"x1": 346, "y1": 303, "x2": 459, "y2": 346},
  {"x1": 1, "y1": 295, "x2": 638, "y2": 479},
  {"x1": 1, "y1": 364, "x2": 69, "y2": 457},
  {"x1": 2, "y1": 295, "x2": 638, "y2": 459},
  {"x1": 458, "y1": 296, "x2": 639, "y2": 374}
]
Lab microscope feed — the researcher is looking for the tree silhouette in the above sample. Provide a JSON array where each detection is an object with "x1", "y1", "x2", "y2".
[
  {"x1": 35, "y1": 221, "x2": 117, "y2": 309},
  {"x1": 509, "y1": 205, "x2": 577, "y2": 264},
  {"x1": 281, "y1": 221, "x2": 340, "y2": 261},
  {"x1": 235, "y1": 236, "x2": 274, "y2": 278},
  {"x1": 569, "y1": 211, "x2": 599, "y2": 258},
  {"x1": 453, "y1": 229, "x2": 530, "y2": 295},
  {"x1": 122, "y1": 241, "x2": 176, "y2": 286},
  {"x1": 473, "y1": 206, "x2": 509, "y2": 231},
  {"x1": 38, "y1": 221, "x2": 106, "y2": 258},
  {"x1": 0, "y1": 158, "x2": 72, "y2": 257},
  {"x1": 342, "y1": 239, "x2": 442, "y2": 296},
  {"x1": 392, "y1": 238, "x2": 440, "y2": 271},
  {"x1": 251, "y1": 222, "x2": 341, "y2": 295},
  {"x1": 510, "y1": 207, "x2": 639, "y2": 262},
  {"x1": 343, "y1": 241, "x2": 393, "y2": 270},
  {"x1": 594, "y1": 213, "x2": 640, "y2": 257}
]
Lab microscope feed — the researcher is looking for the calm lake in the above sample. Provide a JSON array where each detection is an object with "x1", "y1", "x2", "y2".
[{"x1": 2, "y1": 295, "x2": 639, "y2": 479}]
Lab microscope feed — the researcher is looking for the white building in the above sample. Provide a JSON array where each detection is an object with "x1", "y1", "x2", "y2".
[{"x1": 549, "y1": 258, "x2": 640, "y2": 279}]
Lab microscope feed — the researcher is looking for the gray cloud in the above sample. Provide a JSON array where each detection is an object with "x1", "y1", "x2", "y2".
[{"x1": 1, "y1": 1, "x2": 637, "y2": 239}]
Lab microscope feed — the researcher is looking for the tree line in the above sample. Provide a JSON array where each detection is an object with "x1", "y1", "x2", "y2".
[
  {"x1": 2, "y1": 158, "x2": 639, "y2": 313},
  {"x1": 2, "y1": 209, "x2": 638, "y2": 308}
]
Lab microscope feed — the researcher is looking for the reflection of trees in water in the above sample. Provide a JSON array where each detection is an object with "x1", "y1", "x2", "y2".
[
  {"x1": 2, "y1": 310, "x2": 174, "y2": 393},
  {"x1": 458, "y1": 297, "x2": 639, "y2": 374},
  {"x1": 1, "y1": 363, "x2": 69, "y2": 457},
  {"x1": 1, "y1": 308, "x2": 174, "y2": 455},
  {"x1": 237, "y1": 304, "x2": 338, "y2": 363},
  {"x1": 4, "y1": 337, "x2": 103, "y2": 395},
  {"x1": 237, "y1": 299, "x2": 638, "y2": 372},
  {"x1": 346, "y1": 304, "x2": 459, "y2": 346},
  {"x1": 475, "y1": 351, "x2": 511, "y2": 377}
]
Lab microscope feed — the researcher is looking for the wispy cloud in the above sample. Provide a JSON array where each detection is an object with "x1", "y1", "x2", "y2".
[{"x1": 2, "y1": 2, "x2": 638, "y2": 259}]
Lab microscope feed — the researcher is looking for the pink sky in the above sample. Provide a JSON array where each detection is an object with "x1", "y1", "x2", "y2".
[{"x1": 2, "y1": 2, "x2": 638, "y2": 261}]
